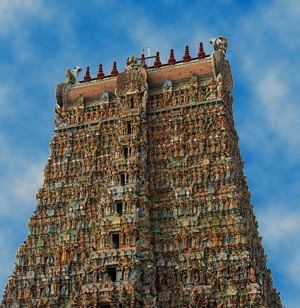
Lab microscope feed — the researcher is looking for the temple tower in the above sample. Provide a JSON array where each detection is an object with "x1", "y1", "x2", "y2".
[{"x1": 1, "y1": 37, "x2": 282, "y2": 308}]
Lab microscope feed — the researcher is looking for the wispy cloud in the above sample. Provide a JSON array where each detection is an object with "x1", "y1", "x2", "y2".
[
  {"x1": 257, "y1": 206, "x2": 300, "y2": 247},
  {"x1": 256, "y1": 69, "x2": 300, "y2": 152},
  {"x1": 234, "y1": 0, "x2": 300, "y2": 156},
  {"x1": 0, "y1": 1, "x2": 53, "y2": 36},
  {"x1": 0, "y1": 131, "x2": 44, "y2": 207}
]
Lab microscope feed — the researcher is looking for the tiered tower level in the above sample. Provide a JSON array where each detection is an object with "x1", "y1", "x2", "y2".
[{"x1": 1, "y1": 37, "x2": 282, "y2": 308}]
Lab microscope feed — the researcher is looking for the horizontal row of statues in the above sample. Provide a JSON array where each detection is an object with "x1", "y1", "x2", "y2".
[{"x1": 54, "y1": 74, "x2": 225, "y2": 128}]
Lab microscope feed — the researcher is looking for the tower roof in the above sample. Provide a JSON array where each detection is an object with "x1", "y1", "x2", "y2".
[{"x1": 64, "y1": 42, "x2": 215, "y2": 102}]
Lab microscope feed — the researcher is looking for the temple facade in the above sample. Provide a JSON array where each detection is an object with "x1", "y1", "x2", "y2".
[{"x1": 1, "y1": 37, "x2": 282, "y2": 308}]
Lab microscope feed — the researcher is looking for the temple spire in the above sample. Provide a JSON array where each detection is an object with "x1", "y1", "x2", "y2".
[
  {"x1": 111, "y1": 61, "x2": 118, "y2": 76},
  {"x1": 97, "y1": 64, "x2": 105, "y2": 79},
  {"x1": 154, "y1": 51, "x2": 161, "y2": 68},
  {"x1": 168, "y1": 48, "x2": 176, "y2": 65},
  {"x1": 84, "y1": 66, "x2": 91, "y2": 82},
  {"x1": 183, "y1": 45, "x2": 191, "y2": 62},
  {"x1": 198, "y1": 42, "x2": 206, "y2": 59}
]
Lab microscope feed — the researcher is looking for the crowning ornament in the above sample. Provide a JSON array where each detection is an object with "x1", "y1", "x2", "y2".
[{"x1": 116, "y1": 60, "x2": 148, "y2": 98}]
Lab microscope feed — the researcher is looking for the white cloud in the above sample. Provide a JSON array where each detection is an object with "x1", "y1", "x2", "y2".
[
  {"x1": 255, "y1": 68, "x2": 300, "y2": 152},
  {"x1": 7, "y1": 163, "x2": 44, "y2": 203},
  {"x1": 262, "y1": 0, "x2": 300, "y2": 47},
  {"x1": 257, "y1": 69, "x2": 287, "y2": 103},
  {"x1": 257, "y1": 207, "x2": 300, "y2": 247},
  {"x1": 0, "y1": 135, "x2": 44, "y2": 217},
  {"x1": 288, "y1": 256, "x2": 300, "y2": 289},
  {"x1": 0, "y1": 1, "x2": 53, "y2": 36},
  {"x1": 231, "y1": 0, "x2": 300, "y2": 166}
]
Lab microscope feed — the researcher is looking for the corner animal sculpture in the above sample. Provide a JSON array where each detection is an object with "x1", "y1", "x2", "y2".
[
  {"x1": 65, "y1": 66, "x2": 82, "y2": 85},
  {"x1": 209, "y1": 36, "x2": 228, "y2": 54},
  {"x1": 55, "y1": 66, "x2": 82, "y2": 127}
]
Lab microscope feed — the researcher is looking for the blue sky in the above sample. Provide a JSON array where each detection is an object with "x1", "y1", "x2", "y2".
[{"x1": 0, "y1": 0, "x2": 299, "y2": 306}]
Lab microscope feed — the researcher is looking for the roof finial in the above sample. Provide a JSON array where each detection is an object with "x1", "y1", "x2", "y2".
[
  {"x1": 97, "y1": 64, "x2": 105, "y2": 79},
  {"x1": 154, "y1": 52, "x2": 161, "y2": 68},
  {"x1": 168, "y1": 49, "x2": 176, "y2": 65},
  {"x1": 198, "y1": 42, "x2": 206, "y2": 59},
  {"x1": 183, "y1": 45, "x2": 191, "y2": 62},
  {"x1": 141, "y1": 53, "x2": 147, "y2": 68},
  {"x1": 111, "y1": 61, "x2": 118, "y2": 76},
  {"x1": 84, "y1": 66, "x2": 91, "y2": 82}
]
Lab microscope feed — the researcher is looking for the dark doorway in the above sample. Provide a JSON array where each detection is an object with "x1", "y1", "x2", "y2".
[
  {"x1": 112, "y1": 233, "x2": 120, "y2": 249},
  {"x1": 107, "y1": 266, "x2": 117, "y2": 282},
  {"x1": 120, "y1": 173, "x2": 126, "y2": 186},
  {"x1": 116, "y1": 201, "x2": 123, "y2": 216},
  {"x1": 122, "y1": 146, "x2": 129, "y2": 159},
  {"x1": 130, "y1": 97, "x2": 135, "y2": 109},
  {"x1": 127, "y1": 122, "x2": 132, "y2": 134}
]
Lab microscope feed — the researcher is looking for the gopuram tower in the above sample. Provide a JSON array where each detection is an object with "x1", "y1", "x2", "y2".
[{"x1": 1, "y1": 37, "x2": 282, "y2": 308}]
